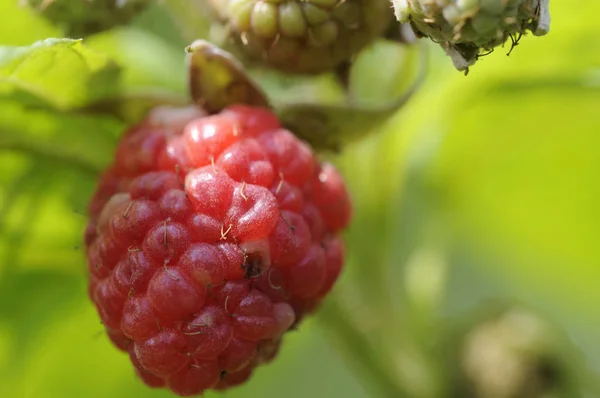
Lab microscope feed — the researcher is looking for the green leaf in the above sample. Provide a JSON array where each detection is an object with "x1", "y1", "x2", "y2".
[
  {"x1": 0, "y1": 101, "x2": 121, "y2": 174},
  {"x1": 84, "y1": 28, "x2": 186, "y2": 94},
  {"x1": 0, "y1": 38, "x2": 121, "y2": 110},
  {"x1": 427, "y1": 78, "x2": 600, "y2": 311},
  {"x1": 0, "y1": 1, "x2": 59, "y2": 45},
  {"x1": 278, "y1": 43, "x2": 426, "y2": 152},
  {"x1": 81, "y1": 27, "x2": 194, "y2": 123}
]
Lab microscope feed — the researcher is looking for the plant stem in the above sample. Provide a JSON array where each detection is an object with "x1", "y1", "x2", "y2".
[{"x1": 318, "y1": 297, "x2": 410, "y2": 398}]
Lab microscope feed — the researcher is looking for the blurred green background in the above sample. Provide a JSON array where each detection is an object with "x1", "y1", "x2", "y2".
[{"x1": 0, "y1": 1, "x2": 599, "y2": 397}]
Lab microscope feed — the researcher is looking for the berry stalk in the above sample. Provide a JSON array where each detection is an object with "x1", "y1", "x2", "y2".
[{"x1": 319, "y1": 297, "x2": 411, "y2": 398}]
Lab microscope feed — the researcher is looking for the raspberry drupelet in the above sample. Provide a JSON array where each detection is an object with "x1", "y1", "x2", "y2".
[{"x1": 84, "y1": 105, "x2": 352, "y2": 396}]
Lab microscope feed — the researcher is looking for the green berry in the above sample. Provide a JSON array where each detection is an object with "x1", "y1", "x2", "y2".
[
  {"x1": 24, "y1": 0, "x2": 150, "y2": 37},
  {"x1": 205, "y1": 0, "x2": 395, "y2": 74},
  {"x1": 392, "y1": 0, "x2": 551, "y2": 71}
]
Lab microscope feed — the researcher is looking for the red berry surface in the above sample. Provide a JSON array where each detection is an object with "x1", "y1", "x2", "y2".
[{"x1": 85, "y1": 105, "x2": 352, "y2": 396}]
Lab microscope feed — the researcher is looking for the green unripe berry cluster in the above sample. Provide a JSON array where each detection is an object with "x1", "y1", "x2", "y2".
[
  {"x1": 393, "y1": 0, "x2": 550, "y2": 70},
  {"x1": 206, "y1": 0, "x2": 394, "y2": 74}
]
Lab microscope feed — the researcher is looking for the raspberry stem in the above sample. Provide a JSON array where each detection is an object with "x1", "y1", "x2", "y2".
[
  {"x1": 277, "y1": 41, "x2": 429, "y2": 151},
  {"x1": 319, "y1": 297, "x2": 409, "y2": 397}
]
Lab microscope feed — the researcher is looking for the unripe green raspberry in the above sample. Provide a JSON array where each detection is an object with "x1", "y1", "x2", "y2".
[
  {"x1": 23, "y1": 0, "x2": 150, "y2": 37},
  {"x1": 393, "y1": 0, "x2": 550, "y2": 71},
  {"x1": 206, "y1": 0, "x2": 394, "y2": 74}
]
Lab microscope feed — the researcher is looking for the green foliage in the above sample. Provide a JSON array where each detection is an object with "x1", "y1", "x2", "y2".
[
  {"x1": 0, "y1": 38, "x2": 121, "y2": 110},
  {"x1": 24, "y1": 0, "x2": 150, "y2": 37},
  {"x1": 0, "y1": 1, "x2": 599, "y2": 398}
]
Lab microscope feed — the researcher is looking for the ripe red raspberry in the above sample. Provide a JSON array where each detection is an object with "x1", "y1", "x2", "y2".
[{"x1": 85, "y1": 104, "x2": 352, "y2": 396}]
